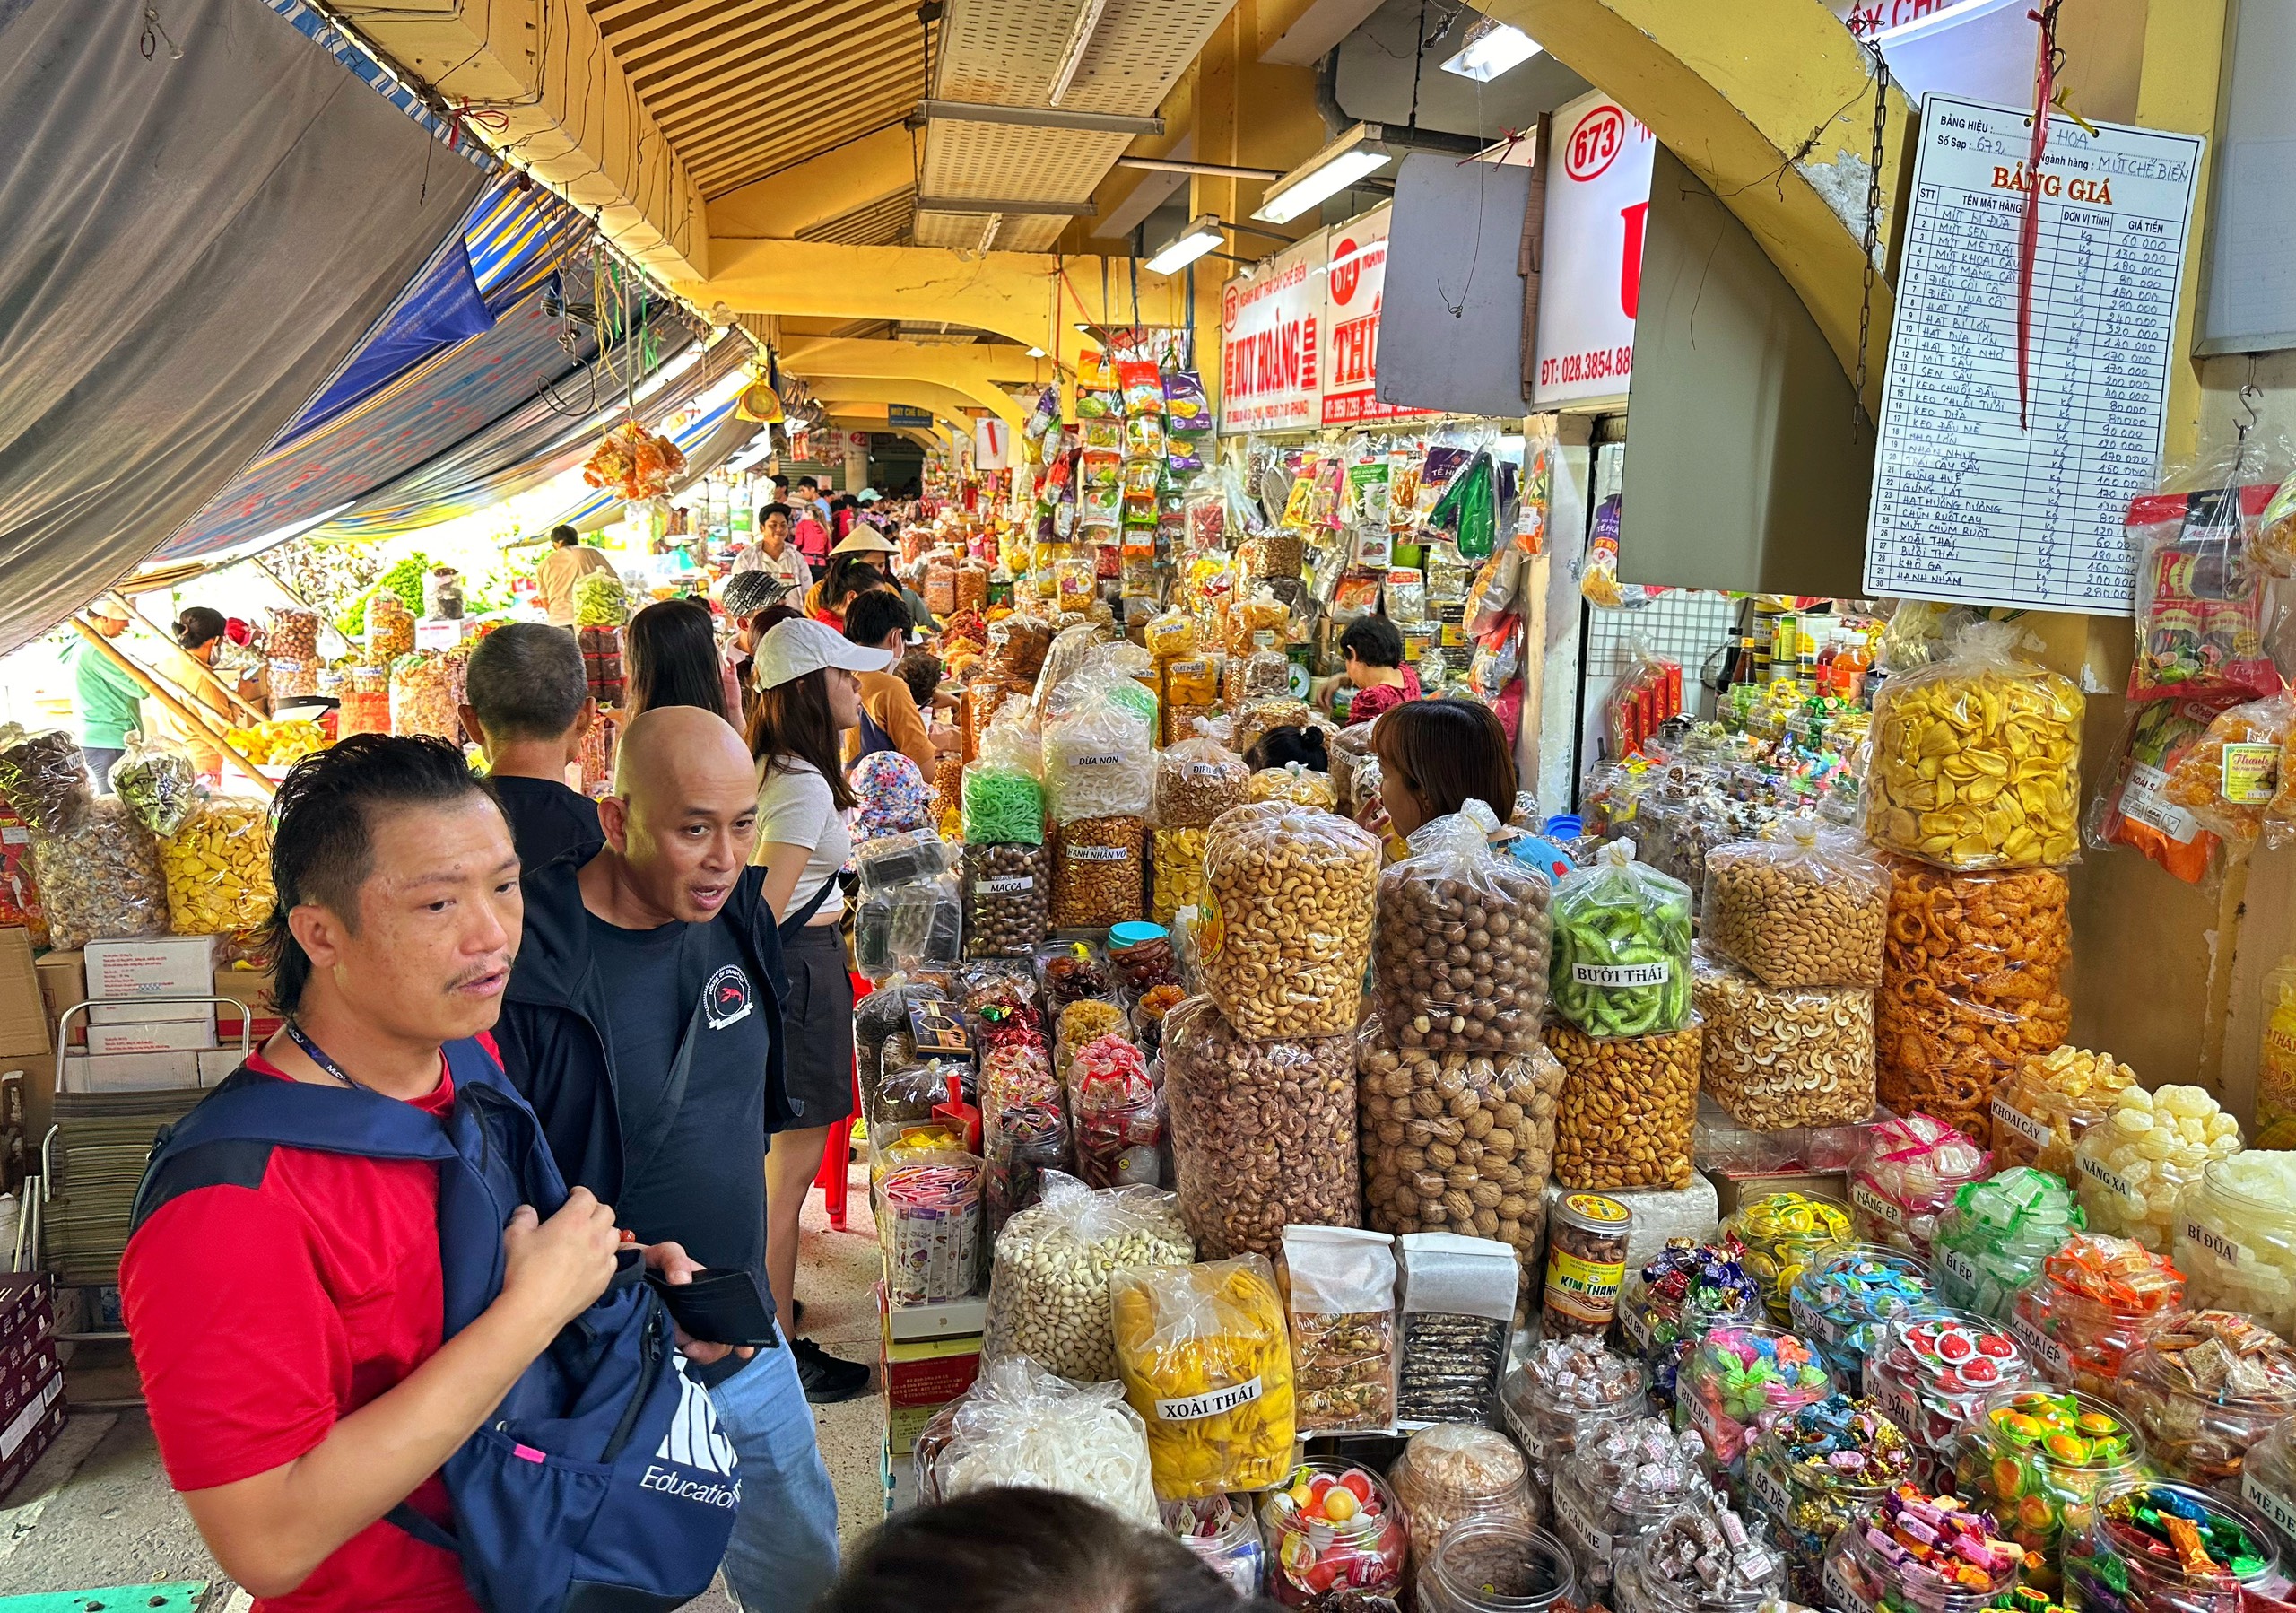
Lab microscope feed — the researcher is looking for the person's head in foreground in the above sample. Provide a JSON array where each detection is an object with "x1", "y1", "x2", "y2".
[
  {"x1": 625, "y1": 597, "x2": 728, "y2": 721},
  {"x1": 1373, "y1": 697, "x2": 1517, "y2": 840},
  {"x1": 841, "y1": 587, "x2": 912, "y2": 658},
  {"x1": 591, "y1": 705, "x2": 759, "y2": 926},
  {"x1": 460, "y1": 622, "x2": 596, "y2": 775},
  {"x1": 817, "y1": 1489, "x2": 1254, "y2": 1613},
  {"x1": 267, "y1": 733, "x2": 520, "y2": 1043}
]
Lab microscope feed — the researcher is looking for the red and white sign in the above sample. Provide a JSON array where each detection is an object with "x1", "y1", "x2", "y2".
[
  {"x1": 1831, "y1": 0, "x2": 1975, "y2": 35},
  {"x1": 1532, "y1": 89, "x2": 1657, "y2": 410},
  {"x1": 1219, "y1": 228, "x2": 1327, "y2": 433},
  {"x1": 974, "y1": 417, "x2": 1011, "y2": 471},
  {"x1": 1318, "y1": 205, "x2": 1437, "y2": 427}
]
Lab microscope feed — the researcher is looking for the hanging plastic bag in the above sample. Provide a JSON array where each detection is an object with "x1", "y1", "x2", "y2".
[
  {"x1": 0, "y1": 728, "x2": 93, "y2": 836},
  {"x1": 1862, "y1": 621, "x2": 2083, "y2": 870},
  {"x1": 2161, "y1": 691, "x2": 2294, "y2": 850},
  {"x1": 1430, "y1": 449, "x2": 1498, "y2": 560},
  {"x1": 2086, "y1": 697, "x2": 2231, "y2": 884},
  {"x1": 2125, "y1": 482, "x2": 2287, "y2": 704},
  {"x1": 109, "y1": 736, "x2": 202, "y2": 838},
  {"x1": 30, "y1": 795, "x2": 168, "y2": 950},
  {"x1": 1112, "y1": 1255, "x2": 1298, "y2": 1499}
]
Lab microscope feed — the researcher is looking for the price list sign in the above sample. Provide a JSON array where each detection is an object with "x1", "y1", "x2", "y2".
[{"x1": 1865, "y1": 94, "x2": 2203, "y2": 614}]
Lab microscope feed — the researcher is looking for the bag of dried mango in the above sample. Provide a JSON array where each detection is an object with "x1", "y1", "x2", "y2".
[
  {"x1": 1112, "y1": 1255, "x2": 1297, "y2": 1500},
  {"x1": 1863, "y1": 622, "x2": 2083, "y2": 871}
]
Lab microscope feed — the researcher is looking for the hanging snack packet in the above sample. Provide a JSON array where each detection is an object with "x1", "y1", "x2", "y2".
[
  {"x1": 2162, "y1": 692, "x2": 2294, "y2": 850},
  {"x1": 2125, "y1": 483, "x2": 2284, "y2": 704},
  {"x1": 2087, "y1": 697, "x2": 2230, "y2": 883}
]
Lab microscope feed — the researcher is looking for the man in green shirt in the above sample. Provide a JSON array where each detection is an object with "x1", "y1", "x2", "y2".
[{"x1": 71, "y1": 602, "x2": 145, "y2": 792}]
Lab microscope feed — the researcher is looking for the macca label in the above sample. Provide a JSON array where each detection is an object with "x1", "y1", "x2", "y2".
[
  {"x1": 1990, "y1": 1096, "x2": 2055, "y2": 1151},
  {"x1": 1156, "y1": 1377, "x2": 1262, "y2": 1422},
  {"x1": 1570, "y1": 962, "x2": 1670, "y2": 988},
  {"x1": 975, "y1": 876, "x2": 1035, "y2": 896}
]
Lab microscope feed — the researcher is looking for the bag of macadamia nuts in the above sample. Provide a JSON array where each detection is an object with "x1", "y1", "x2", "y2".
[{"x1": 1370, "y1": 799, "x2": 1552, "y2": 1057}]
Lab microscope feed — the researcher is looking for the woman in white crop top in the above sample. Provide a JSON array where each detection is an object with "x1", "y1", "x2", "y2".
[{"x1": 745, "y1": 612, "x2": 894, "y2": 1401}]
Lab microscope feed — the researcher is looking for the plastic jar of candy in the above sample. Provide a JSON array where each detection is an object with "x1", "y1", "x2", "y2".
[
  {"x1": 2241, "y1": 1417, "x2": 2296, "y2": 1559},
  {"x1": 1499, "y1": 1336, "x2": 1649, "y2": 1487},
  {"x1": 1849, "y1": 1112, "x2": 1990, "y2": 1257},
  {"x1": 1726, "y1": 1192, "x2": 1853, "y2": 1323},
  {"x1": 1417, "y1": 1524, "x2": 1577, "y2": 1613},
  {"x1": 1162, "y1": 1495, "x2": 1265, "y2": 1597},
  {"x1": 1616, "y1": 1243, "x2": 1763, "y2": 1411},
  {"x1": 2074, "y1": 1083, "x2": 2243, "y2": 1253},
  {"x1": 1259, "y1": 1460, "x2": 1410, "y2": 1608},
  {"x1": 1674, "y1": 1325, "x2": 1833, "y2": 1480},
  {"x1": 1861, "y1": 1312, "x2": 2034, "y2": 1487},
  {"x1": 2176, "y1": 1153, "x2": 2296, "y2": 1340},
  {"x1": 2115, "y1": 1312, "x2": 2296, "y2": 1495},
  {"x1": 1609, "y1": 1504, "x2": 1785, "y2": 1613},
  {"x1": 1744, "y1": 1397, "x2": 1915, "y2": 1602},
  {"x1": 1952, "y1": 1386, "x2": 2144, "y2": 1584},
  {"x1": 2006, "y1": 1233, "x2": 2186, "y2": 1395},
  {"x1": 1788, "y1": 1245, "x2": 1937, "y2": 1394},
  {"x1": 1388, "y1": 1423, "x2": 1538, "y2": 1568},
  {"x1": 1931, "y1": 1167, "x2": 2086, "y2": 1322},
  {"x1": 1552, "y1": 1417, "x2": 1715, "y2": 1593},
  {"x1": 1991, "y1": 1045, "x2": 2138, "y2": 1177},
  {"x1": 2062, "y1": 1481, "x2": 2279, "y2": 1613},
  {"x1": 1818, "y1": 1487, "x2": 2024, "y2": 1613}
]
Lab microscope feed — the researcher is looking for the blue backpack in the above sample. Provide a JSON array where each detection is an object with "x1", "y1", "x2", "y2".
[{"x1": 129, "y1": 1040, "x2": 737, "y2": 1613}]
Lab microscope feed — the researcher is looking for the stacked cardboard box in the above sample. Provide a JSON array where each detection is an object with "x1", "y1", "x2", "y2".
[
  {"x1": 877, "y1": 1288, "x2": 983, "y2": 1518},
  {"x1": 0, "y1": 1275, "x2": 63, "y2": 1504}
]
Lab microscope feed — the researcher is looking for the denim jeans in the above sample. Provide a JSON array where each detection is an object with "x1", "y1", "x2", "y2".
[{"x1": 706, "y1": 1341, "x2": 841, "y2": 1613}]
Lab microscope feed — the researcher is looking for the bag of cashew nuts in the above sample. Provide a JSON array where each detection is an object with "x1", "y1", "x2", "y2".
[
  {"x1": 1161, "y1": 994, "x2": 1360, "y2": 1260},
  {"x1": 1359, "y1": 1016, "x2": 1563, "y2": 1304},
  {"x1": 1544, "y1": 1017, "x2": 1702, "y2": 1190},
  {"x1": 1370, "y1": 800, "x2": 1552, "y2": 1057},
  {"x1": 1689, "y1": 947, "x2": 1876, "y2": 1130},
  {"x1": 1701, "y1": 815, "x2": 1888, "y2": 990},
  {"x1": 1199, "y1": 803, "x2": 1379, "y2": 1039},
  {"x1": 981, "y1": 1171, "x2": 1194, "y2": 1382}
]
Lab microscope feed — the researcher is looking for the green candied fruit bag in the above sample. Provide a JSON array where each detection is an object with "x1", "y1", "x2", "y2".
[{"x1": 1550, "y1": 839, "x2": 1694, "y2": 1036}]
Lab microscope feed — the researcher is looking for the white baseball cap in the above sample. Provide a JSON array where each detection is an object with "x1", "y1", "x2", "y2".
[{"x1": 752, "y1": 615, "x2": 896, "y2": 690}]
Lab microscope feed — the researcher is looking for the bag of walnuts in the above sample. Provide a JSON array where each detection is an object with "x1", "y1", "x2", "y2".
[
  {"x1": 1359, "y1": 1016, "x2": 1563, "y2": 1304},
  {"x1": 1370, "y1": 800, "x2": 1552, "y2": 1056}
]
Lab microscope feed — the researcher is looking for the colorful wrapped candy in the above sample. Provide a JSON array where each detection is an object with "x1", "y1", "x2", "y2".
[
  {"x1": 1551, "y1": 1415, "x2": 1715, "y2": 1593},
  {"x1": 1257, "y1": 1461, "x2": 1410, "y2": 1608},
  {"x1": 1728, "y1": 1192, "x2": 1854, "y2": 1324},
  {"x1": 1953, "y1": 1386, "x2": 2144, "y2": 1585},
  {"x1": 2062, "y1": 1481, "x2": 2278, "y2": 1613},
  {"x1": 1788, "y1": 1245, "x2": 1937, "y2": 1394},
  {"x1": 1819, "y1": 1486, "x2": 2026, "y2": 1613},
  {"x1": 1616, "y1": 1241, "x2": 1762, "y2": 1410},
  {"x1": 1498, "y1": 1334, "x2": 1649, "y2": 1487},
  {"x1": 1745, "y1": 1396, "x2": 1916, "y2": 1601},
  {"x1": 1932, "y1": 1167, "x2": 2086, "y2": 1321},
  {"x1": 1067, "y1": 1034, "x2": 1163, "y2": 1190},
  {"x1": 1674, "y1": 1324, "x2": 1833, "y2": 1478},
  {"x1": 1863, "y1": 1312, "x2": 2037, "y2": 1487},
  {"x1": 1850, "y1": 1112, "x2": 1991, "y2": 1258},
  {"x1": 1611, "y1": 1502, "x2": 1785, "y2": 1613},
  {"x1": 2008, "y1": 1233, "x2": 2186, "y2": 1396}
]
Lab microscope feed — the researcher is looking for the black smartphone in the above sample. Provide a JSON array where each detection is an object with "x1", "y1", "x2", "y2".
[{"x1": 646, "y1": 1267, "x2": 781, "y2": 1348}]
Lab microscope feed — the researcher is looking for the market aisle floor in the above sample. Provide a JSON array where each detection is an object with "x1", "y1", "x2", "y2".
[{"x1": 0, "y1": 1162, "x2": 888, "y2": 1610}]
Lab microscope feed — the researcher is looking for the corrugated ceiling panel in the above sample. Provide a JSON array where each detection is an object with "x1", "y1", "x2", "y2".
[
  {"x1": 798, "y1": 189, "x2": 916, "y2": 246},
  {"x1": 919, "y1": 122, "x2": 1128, "y2": 201}
]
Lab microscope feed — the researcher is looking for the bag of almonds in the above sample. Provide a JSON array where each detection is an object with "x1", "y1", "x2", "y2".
[
  {"x1": 1200, "y1": 803, "x2": 1379, "y2": 1039},
  {"x1": 981, "y1": 1171, "x2": 1194, "y2": 1382},
  {"x1": 1545, "y1": 1018, "x2": 1701, "y2": 1190},
  {"x1": 1162, "y1": 994, "x2": 1360, "y2": 1260},
  {"x1": 1370, "y1": 800, "x2": 1552, "y2": 1057},
  {"x1": 1701, "y1": 815, "x2": 1888, "y2": 989}
]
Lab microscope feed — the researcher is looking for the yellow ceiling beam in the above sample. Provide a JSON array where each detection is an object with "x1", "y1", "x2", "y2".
[
  {"x1": 682, "y1": 239, "x2": 1189, "y2": 350},
  {"x1": 802, "y1": 378, "x2": 1025, "y2": 431},
  {"x1": 706, "y1": 126, "x2": 917, "y2": 240},
  {"x1": 342, "y1": 1, "x2": 708, "y2": 283},
  {"x1": 1483, "y1": 0, "x2": 1914, "y2": 395},
  {"x1": 778, "y1": 337, "x2": 1057, "y2": 390}
]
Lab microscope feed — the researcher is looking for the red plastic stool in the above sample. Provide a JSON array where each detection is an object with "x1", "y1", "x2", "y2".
[{"x1": 813, "y1": 972, "x2": 874, "y2": 1230}]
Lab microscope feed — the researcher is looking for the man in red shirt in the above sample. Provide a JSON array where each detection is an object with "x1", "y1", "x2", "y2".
[{"x1": 122, "y1": 736, "x2": 623, "y2": 1612}]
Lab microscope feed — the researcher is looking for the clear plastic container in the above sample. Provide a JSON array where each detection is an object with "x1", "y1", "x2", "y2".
[
  {"x1": 1259, "y1": 1460, "x2": 1411, "y2": 1608},
  {"x1": 1609, "y1": 1507, "x2": 1785, "y2": 1613},
  {"x1": 1861, "y1": 1312, "x2": 2035, "y2": 1489},
  {"x1": 1615, "y1": 1249, "x2": 1763, "y2": 1413},
  {"x1": 2115, "y1": 1312, "x2": 2296, "y2": 1495},
  {"x1": 1161, "y1": 1495, "x2": 1265, "y2": 1597},
  {"x1": 1499, "y1": 1343, "x2": 1648, "y2": 1488},
  {"x1": 1819, "y1": 1498, "x2": 2022, "y2": 1613},
  {"x1": 2240, "y1": 1416, "x2": 2296, "y2": 1561},
  {"x1": 1787, "y1": 1244, "x2": 1937, "y2": 1395},
  {"x1": 1990, "y1": 1046, "x2": 2137, "y2": 1178},
  {"x1": 1725, "y1": 1192, "x2": 1853, "y2": 1323},
  {"x1": 1930, "y1": 1165, "x2": 2085, "y2": 1323},
  {"x1": 1417, "y1": 1524, "x2": 1576, "y2": 1613},
  {"x1": 1951, "y1": 1385, "x2": 2144, "y2": 1586},
  {"x1": 1388, "y1": 1423, "x2": 1538, "y2": 1570},
  {"x1": 2061, "y1": 1480, "x2": 2280, "y2": 1613},
  {"x1": 1673, "y1": 1325, "x2": 1833, "y2": 1481},
  {"x1": 1745, "y1": 1398, "x2": 1915, "y2": 1602},
  {"x1": 2006, "y1": 1233, "x2": 2185, "y2": 1397},
  {"x1": 1848, "y1": 1112, "x2": 1990, "y2": 1258},
  {"x1": 2176, "y1": 1154, "x2": 2296, "y2": 1342},
  {"x1": 1551, "y1": 1418, "x2": 1714, "y2": 1593}
]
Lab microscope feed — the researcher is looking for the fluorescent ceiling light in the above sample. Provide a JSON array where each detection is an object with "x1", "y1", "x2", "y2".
[
  {"x1": 1026, "y1": 345, "x2": 1048, "y2": 357},
  {"x1": 1048, "y1": 0, "x2": 1109, "y2": 106},
  {"x1": 1251, "y1": 123, "x2": 1393, "y2": 224},
  {"x1": 1440, "y1": 18, "x2": 1542, "y2": 82},
  {"x1": 1145, "y1": 214, "x2": 1225, "y2": 275}
]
